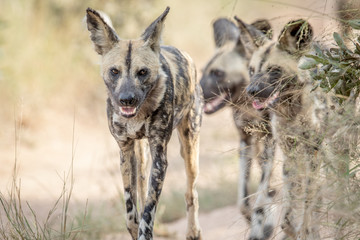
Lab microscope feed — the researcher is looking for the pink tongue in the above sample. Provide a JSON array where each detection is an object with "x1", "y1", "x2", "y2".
[
  {"x1": 120, "y1": 107, "x2": 136, "y2": 115},
  {"x1": 252, "y1": 100, "x2": 265, "y2": 110},
  {"x1": 204, "y1": 104, "x2": 209, "y2": 112},
  {"x1": 123, "y1": 107, "x2": 134, "y2": 113},
  {"x1": 204, "y1": 94, "x2": 226, "y2": 113},
  {"x1": 204, "y1": 103, "x2": 214, "y2": 113}
]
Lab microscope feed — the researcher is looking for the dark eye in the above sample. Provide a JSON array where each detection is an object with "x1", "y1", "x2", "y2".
[
  {"x1": 210, "y1": 69, "x2": 225, "y2": 78},
  {"x1": 137, "y1": 68, "x2": 148, "y2": 77},
  {"x1": 110, "y1": 68, "x2": 120, "y2": 77},
  {"x1": 249, "y1": 67, "x2": 255, "y2": 77}
]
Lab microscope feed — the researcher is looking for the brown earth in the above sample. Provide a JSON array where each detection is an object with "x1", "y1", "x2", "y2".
[
  {"x1": 0, "y1": 104, "x2": 284, "y2": 239},
  {"x1": 105, "y1": 205, "x2": 285, "y2": 240}
]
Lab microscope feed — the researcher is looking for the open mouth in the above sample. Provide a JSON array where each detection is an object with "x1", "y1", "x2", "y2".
[
  {"x1": 119, "y1": 106, "x2": 137, "y2": 118},
  {"x1": 252, "y1": 91, "x2": 279, "y2": 110},
  {"x1": 204, "y1": 92, "x2": 227, "y2": 114}
]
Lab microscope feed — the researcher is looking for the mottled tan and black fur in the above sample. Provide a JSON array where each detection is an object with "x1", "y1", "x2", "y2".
[
  {"x1": 247, "y1": 20, "x2": 327, "y2": 240},
  {"x1": 86, "y1": 7, "x2": 202, "y2": 240},
  {"x1": 200, "y1": 17, "x2": 276, "y2": 240}
]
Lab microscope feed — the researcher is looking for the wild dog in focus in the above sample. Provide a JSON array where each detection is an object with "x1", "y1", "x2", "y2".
[
  {"x1": 247, "y1": 19, "x2": 327, "y2": 239},
  {"x1": 86, "y1": 7, "x2": 202, "y2": 240},
  {"x1": 200, "y1": 17, "x2": 276, "y2": 240}
]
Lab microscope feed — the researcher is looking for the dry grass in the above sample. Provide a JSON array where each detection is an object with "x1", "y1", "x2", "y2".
[
  {"x1": 0, "y1": 110, "x2": 85, "y2": 239},
  {"x1": 320, "y1": 104, "x2": 360, "y2": 239}
]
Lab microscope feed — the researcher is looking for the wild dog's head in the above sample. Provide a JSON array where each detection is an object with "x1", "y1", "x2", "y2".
[
  {"x1": 246, "y1": 19, "x2": 313, "y2": 111},
  {"x1": 86, "y1": 7, "x2": 169, "y2": 119},
  {"x1": 200, "y1": 17, "x2": 271, "y2": 114}
]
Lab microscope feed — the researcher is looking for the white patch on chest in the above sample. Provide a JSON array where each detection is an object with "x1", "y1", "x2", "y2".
[
  {"x1": 127, "y1": 121, "x2": 144, "y2": 137},
  {"x1": 113, "y1": 113, "x2": 145, "y2": 140}
]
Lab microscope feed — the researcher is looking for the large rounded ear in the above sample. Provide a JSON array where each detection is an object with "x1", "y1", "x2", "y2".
[
  {"x1": 251, "y1": 19, "x2": 272, "y2": 39},
  {"x1": 141, "y1": 7, "x2": 170, "y2": 53},
  {"x1": 234, "y1": 16, "x2": 269, "y2": 49},
  {"x1": 212, "y1": 18, "x2": 240, "y2": 48},
  {"x1": 86, "y1": 8, "x2": 119, "y2": 55},
  {"x1": 278, "y1": 19, "x2": 313, "y2": 54}
]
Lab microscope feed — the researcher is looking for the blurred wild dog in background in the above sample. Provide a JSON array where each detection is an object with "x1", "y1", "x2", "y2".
[
  {"x1": 200, "y1": 17, "x2": 277, "y2": 240},
  {"x1": 247, "y1": 19, "x2": 329, "y2": 239}
]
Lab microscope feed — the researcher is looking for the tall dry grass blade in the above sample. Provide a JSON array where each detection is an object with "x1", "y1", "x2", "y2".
[{"x1": 0, "y1": 107, "x2": 88, "y2": 239}]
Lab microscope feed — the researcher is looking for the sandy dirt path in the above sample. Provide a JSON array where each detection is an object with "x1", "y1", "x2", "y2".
[
  {"x1": 0, "y1": 103, "x2": 285, "y2": 239},
  {"x1": 104, "y1": 204, "x2": 285, "y2": 240}
]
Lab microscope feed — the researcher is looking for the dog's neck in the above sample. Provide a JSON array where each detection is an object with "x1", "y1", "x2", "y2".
[{"x1": 274, "y1": 81, "x2": 307, "y2": 121}]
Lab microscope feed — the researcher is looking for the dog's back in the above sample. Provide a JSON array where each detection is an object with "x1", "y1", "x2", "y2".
[{"x1": 159, "y1": 46, "x2": 200, "y2": 128}]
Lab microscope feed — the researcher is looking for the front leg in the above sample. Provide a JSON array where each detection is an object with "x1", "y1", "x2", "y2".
[
  {"x1": 237, "y1": 137, "x2": 253, "y2": 222},
  {"x1": 138, "y1": 139, "x2": 168, "y2": 240},
  {"x1": 177, "y1": 112, "x2": 202, "y2": 240},
  {"x1": 249, "y1": 132, "x2": 276, "y2": 240},
  {"x1": 232, "y1": 113, "x2": 253, "y2": 222},
  {"x1": 119, "y1": 140, "x2": 139, "y2": 240},
  {"x1": 135, "y1": 139, "x2": 150, "y2": 215}
]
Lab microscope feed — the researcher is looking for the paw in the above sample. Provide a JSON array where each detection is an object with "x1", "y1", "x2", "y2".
[
  {"x1": 186, "y1": 230, "x2": 202, "y2": 240},
  {"x1": 186, "y1": 236, "x2": 202, "y2": 240},
  {"x1": 127, "y1": 227, "x2": 138, "y2": 240},
  {"x1": 248, "y1": 224, "x2": 274, "y2": 240},
  {"x1": 263, "y1": 224, "x2": 274, "y2": 239},
  {"x1": 239, "y1": 207, "x2": 252, "y2": 223}
]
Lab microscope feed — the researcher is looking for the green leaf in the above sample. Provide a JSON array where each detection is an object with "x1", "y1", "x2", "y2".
[
  {"x1": 324, "y1": 49, "x2": 335, "y2": 59},
  {"x1": 330, "y1": 77, "x2": 342, "y2": 91},
  {"x1": 333, "y1": 32, "x2": 351, "y2": 53},
  {"x1": 313, "y1": 44, "x2": 323, "y2": 56},
  {"x1": 298, "y1": 57, "x2": 318, "y2": 69},
  {"x1": 310, "y1": 82, "x2": 320, "y2": 92},
  {"x1": 318, "y1": 64, "x2": 331, "y2": 73},
  {"x1": 347, "y1": 19, "x2": 360, "y2": 30},
  {"x1": 306, "y1": 54, "x2": 329, "y2": 65},
  {"x1": 349, "y1": 163, "x2": 360, "y2": 177}
]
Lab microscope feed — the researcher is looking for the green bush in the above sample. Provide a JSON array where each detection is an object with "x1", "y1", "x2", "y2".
[{"x1": 300, "y1": 20, "x2": 360, "y2": 104}]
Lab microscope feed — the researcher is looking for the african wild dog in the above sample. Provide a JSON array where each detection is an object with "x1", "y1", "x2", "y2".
[
  {"x1": 86, "y1": 7, "x2": 202, "y2": 240},
  {"x1": 200, "y1": 17, "x2": 277, "y2": 240},
  {"x1": 246, "y1": 19, "x2": 327, "y2": 239}
]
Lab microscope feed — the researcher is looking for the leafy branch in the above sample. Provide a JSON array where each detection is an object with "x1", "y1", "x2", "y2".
[{"x1": 299, "y1": 20, "x2": 360, "y2": 104}]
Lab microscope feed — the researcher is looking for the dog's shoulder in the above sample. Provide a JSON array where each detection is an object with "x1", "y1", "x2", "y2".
[
  {"x1": 160, "y1": 46, "x2": 194, "y2": 79},
  {"x1": 160, "y1": 45, "x2": 197, "y2": 96}
]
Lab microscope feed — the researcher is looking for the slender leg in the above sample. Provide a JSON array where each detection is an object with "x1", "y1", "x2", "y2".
[
  {"x1": 118, "y1": 140, "x2": 139, "y2": 240},
  {"x1": 281, "y1": 160, "x2": 297, "y2": 239},
  {"x1": 177, "y1": 115, "x2": 202, "y2": 240},
  {"x1": 137, "y1": 138, "x2": 168, "y2": 240},
  {"x1": 297, "y1": 155, "x2": 321, "y2": 240},
  {"x1": 233, "y1": 112, "x2": 253, "y2": 223},
  {"x1": 249, "y1": 132, "x2": 276, "y2": 240},
  {"x1": 237, "y1": 137, "x2": 253, "y2": 223},
  {"x1": 135, "y1": 139, "x2": 150, "y2": 215},
  {"x1": 281, "y1": 135, "x2": 322, "y2": 240}
]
